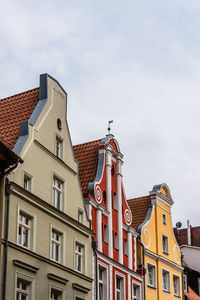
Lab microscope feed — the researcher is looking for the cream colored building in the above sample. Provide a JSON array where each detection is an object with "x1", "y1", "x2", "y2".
[{"x1": 0, "y1": 74, "x2": 93, "y2": 299}]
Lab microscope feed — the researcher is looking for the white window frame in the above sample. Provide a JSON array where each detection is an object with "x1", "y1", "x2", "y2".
[
  {"x1": 17, "y1": 205, "x2": 36, "y2": 251},
  {"x1": 52, "y1": 175, "x2": 64, "y2": 211},
  {"x1": 23, "y1": 171, "x2": 32, "y2": 192},
  {"x1": 15, "y1": 272, "x2": 35, "y2": 300},
  {"x1": 173, "y1": 274, "x2": 180, "y2": 297},
  {"x1": 115, "y1": 272, "x2": 125, "y2": 300},
  {"x1": 50, "y1": 224, "x2": 65, "y2": 264},
  {"x1": 49, "y1": 284, "x2": 64, "y2": 300},
  {"x1": 162, "y1": 234, "x2": 169, "y2": 254},
  {"x1": 132, "y1": 280, "x2": 141, "y2": 300},
  {"x1": 98, "y1": 263, "x2": 108, "y2": 300},
  {"x1": 147, "y1": 262, "x2": 156, "y2": 288},
  {"x1": 55, "y1": 135, "x2": 63, "y2": 159},
  {"x1": 78, "y1": 209, "x2": 84, "y2": 224},
  {"x1": 75, "y1": 242, "x2": 85, "y2": 274},
  {"x1": 162, "y1": 268, "x2": 170, "y2": 293}
]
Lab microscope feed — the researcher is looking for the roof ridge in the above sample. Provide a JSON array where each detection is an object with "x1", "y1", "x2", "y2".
[
  {"x1": 73, "y1": 138, "x2": 102, "y2": 147},
  {"x1": 128, "y1": 195, "x2": 150, "y2": 201},
  {"x1": 0, "y1": 87, "x2": 39, "y2": 102}
]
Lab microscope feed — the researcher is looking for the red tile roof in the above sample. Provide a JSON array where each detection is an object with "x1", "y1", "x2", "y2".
[
  {"x1": 0, "y1": 88, "x2": 39, "y2": 149},
  {"x1": 185, "y1": 287, "x2": 200, "y2": 300},
  {"x1": 128, "y1": 196, "x2": 151, "y2": 230},
  {"x1": 73, "y1": 139, "x2": 101, "y2": 195},
  {"x1": 174, "y1": 226, "x2": 200, "y2": 247}
]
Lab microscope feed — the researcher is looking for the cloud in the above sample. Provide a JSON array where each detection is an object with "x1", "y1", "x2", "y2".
[{"x1": 1, "y1": 0, "x2": 200, "y2": 227}]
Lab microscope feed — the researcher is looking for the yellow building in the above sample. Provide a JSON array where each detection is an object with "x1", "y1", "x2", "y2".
[{"x1": 128, "y1": 183, "x2": 183, "y2": 300}]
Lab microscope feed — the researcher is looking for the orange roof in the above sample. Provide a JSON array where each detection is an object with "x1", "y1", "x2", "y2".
[
  {"x1": 73, "y1": 139, "x2": 101, "y2": 195},
  {"x1": 185, "y1": 287, "x2": 200, "y2": 300},
  {"x1": 128, "y1": 196, "x2": 151, "y2": 230},
  {"x1": 0, "y1": 88, "x2": 39, "y2": 149}
]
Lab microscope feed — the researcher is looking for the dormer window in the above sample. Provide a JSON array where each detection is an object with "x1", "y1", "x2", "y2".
[{"x1": 55, "y1": 136, "x2": 63, "y2": 159}]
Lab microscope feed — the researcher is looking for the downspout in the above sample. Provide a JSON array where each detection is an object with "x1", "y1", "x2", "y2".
[
  {"x1": 2, "y1": 178, "x2": 12, "y2": 300},
  {"x1": 92, "y1": 237, "x2": 98, "y2": 300},
  {"x1": 137, "y1": 238, "x2": 146, "y2": 300}
]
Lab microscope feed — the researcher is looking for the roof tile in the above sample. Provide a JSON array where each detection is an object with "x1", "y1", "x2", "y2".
[
  {"x1": 128, "y1": 196, "x2": 151, "y2": 230},
  {"x1": 0, "y1": 88, "x2": 39, "y2": 149}
]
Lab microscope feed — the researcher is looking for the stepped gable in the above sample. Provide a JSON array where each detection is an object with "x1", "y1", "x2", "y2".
[
  {"x1": 73, "y1": 139, "x2": 101, "y2": 196},
  {"x1": 128, "y1": 196, "x2": 151, "y2": 230},
  {"x1": 0, "y1": 88, "x2": 39, "y2": 149}
]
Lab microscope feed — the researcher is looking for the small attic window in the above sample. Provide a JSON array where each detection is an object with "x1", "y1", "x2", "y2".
[
  {"x1": 57, "y1": 118, "x2": 62, "y2": 131},
  {"x1": 111, "y1": 165, "x2": 115, "y2": 176}
]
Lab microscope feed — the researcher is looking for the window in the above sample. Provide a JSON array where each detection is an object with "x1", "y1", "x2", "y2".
[
  {"x1": 51, "y1": 229, "x2": 62, "y2": 262},
  {"x1": 183, "y1": 274, "x2": 187, "y2": 292},
  {"x1": 162, "y1": 214, "x2": 166, "y2": 225},
  {"x1": 75, "y1": 243, "x2": 84, "y2": 273},
  {"x1": 132, "y1": 283, "x2": 141, "y2": 300},
  {"x1": 18, "y1": 212, "x2": 31, "y2": 248},
  {"x1": 55, "y1": 136, "x2": 63, "y2": 159},
  {"x1": 162, "y1": 269, "x2": 170, "y2": 292},
  {"x1": 114, "y1": 233, "x2": 119, "y2": 250},
  {"x1": 23, "y1": 173, "x2": 32, "y2": 191},
  {"x1": 52, "y1": 177, "x2": 63, "y2": 210},
  {"x1": 162, "y1": 235, "x2": 169, "y2": 254},
  {"x1": 104, "y1": 225, "x2": 108, "y2": 243},
  {"x1": 115, "y1": 276, "x2": 124, "y2": 300},
  {"x1": 16, "y1": 278, "x2": 30, "y2": 300},
  {"x1": 147, "y1": 264, "x2": 156, "y2": 288},
  {"x1": 124, "y1": 239, "x2": 128, "y2": 256},
  {"x1": 173, "y1": 275, "x2": 180, "y2": 297},
  {"x1": 114, "y1": 193, "x2": 118, "y2": 210},
  {"x1": 99, "y1": 266, "x2": 107, "y2": 300},
  {"x1": 78, "y1": 210, "x2": 83, "y2": 223},
  {"x1": 50, "y1": 288, "x2": 62, "y2": 300}
]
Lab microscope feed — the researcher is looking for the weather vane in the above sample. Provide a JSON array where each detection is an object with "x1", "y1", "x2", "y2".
[{"x1": 107, "y1": 120, "x2": 113, "y2": 135}]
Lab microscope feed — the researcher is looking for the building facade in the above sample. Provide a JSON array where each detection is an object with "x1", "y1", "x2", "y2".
[
  {"x1": 128, "y1": 183, "x2": 183, "y2": 300},
  {"x1": 0, "y1": 74, "x2": 93, "y2": 299},
  {"x1": 73, "y1": 135, "x2": 143, "y2": 300}
]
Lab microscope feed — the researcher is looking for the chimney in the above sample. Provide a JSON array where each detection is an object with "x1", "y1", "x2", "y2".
[{"x1": 187, "y1": 220, "x2": 191, "y2": 246}]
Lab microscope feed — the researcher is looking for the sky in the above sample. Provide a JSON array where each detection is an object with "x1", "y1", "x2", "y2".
[{"x1": 1, "y1": 0, "x2": 200, "y2": 227}]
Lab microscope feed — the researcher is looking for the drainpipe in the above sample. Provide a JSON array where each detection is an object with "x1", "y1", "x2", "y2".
[
  {"x1": 92, "y1": 237, "x2": 98, "y2": 300},
  {"x1": 2, "y1": 178, "x2": 12, "y2": 300},
  {"x1": 137, "y1": 238, "x2": 146, "y2": 300}
]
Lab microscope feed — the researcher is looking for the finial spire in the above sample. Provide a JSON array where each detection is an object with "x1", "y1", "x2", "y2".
[{"x1": 107, "y1": 120, "x2": 113, "y2": 135}]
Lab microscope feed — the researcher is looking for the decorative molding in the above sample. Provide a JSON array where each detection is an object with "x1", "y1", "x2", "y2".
[
  {"x1": 72, "y1": 283, "x2": 90, "y2": 294},
  {"x1": 141, "y1": 227, "x2": 151, "y2": 249},
  {"x1": 13, "y1": 260, "x2": 39, "y2": 274},
  {"x1": 47, "y1": 273, "x2": 68, "y2": 285},
  {"x1": 8, "y1": 241, "x2": 93, "y2": 283},
  {"x1": 173, "y1": 245, "x2": 181, "y2": 264}
]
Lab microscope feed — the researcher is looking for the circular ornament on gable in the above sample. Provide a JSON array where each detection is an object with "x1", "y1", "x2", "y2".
[
  {"x1": 95, "y1": 185, "x2": 102, "y2": 203},
  {"x1": 173, "y1": 245, "x2": 181, "y2": 264},
  {"x1": 124, "y1": 209, "x2": 132, "y2": 226},
  {"x1": 142, "y1": 227, "x2": 151, "y2": 249}
]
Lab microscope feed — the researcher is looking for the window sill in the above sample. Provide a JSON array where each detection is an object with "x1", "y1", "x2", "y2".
[
  {"x1": 162, "y1": 251, "x2": 169, "y2": 255},
  {"x1": 174, "y1": 294, "x2": 181, "y2": 298},
  {"x1": 147, "y1": 284, "x2": 157, "y2": 290},
  {"x1": 163, "y1": 289, "x2": 170, "y2": 294}
]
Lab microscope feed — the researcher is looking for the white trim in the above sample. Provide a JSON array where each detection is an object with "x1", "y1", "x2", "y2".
[
  {"x1": 16, "y1": 204, "x2": 37, "y2": 252},
  {"x1": 141, "y1": 227, "x2": 151, "y2": 249},
  {"x1": 74, "y1": 237, "x2": 87, "y2": 276},
  {"x1": 117, "y1": 159, "x2": 123, "y2": 264},
  {"x1": 106, "y1": 149, "x2": 113, "y2": 258},
  {"x1": 146, "y1": 262, "x2": 156, "y2": 288},
  {"x1": 172, "y1": 273, "x2": 181, "y2": 297},
  {"x1": 132, "y1": 279, "x2": 142, "y2": 300},
  {"x1": 49, "y1": 283, "x2": 65, "y2": 300},
  {"x1": 162, "y1": 267, "x2": 171, "y2": 293},
  {"x1": 115, "y1": 270, "x2": 126, "y2": 300},
  {"x1": 134, "y1": 236, "x2": 137, "y2": 271},
  {"x1": 128, "y1": 232, "x2": 133, "y2": 269},
  {"x1": 49, "y1": 223, "x2": 65, "y2": 265},
  {"x1": 14, "y1": 271, "x2": 35, "y2": 300},
  {"x1": 162, "y1": 234, "x2": 169, "y2": 254},
  {"x1": 173, "y1": 244, "x2": 181, "y2": 264},
  {"x1": 97, "y1": 209, "x2": 102, "y2": 252},
  {"x1": 98, "y1": 261, "x2": 108, "y2": 300},
  {"x1": 97, "y1": 252, "x2": 143, "y2": 281}
]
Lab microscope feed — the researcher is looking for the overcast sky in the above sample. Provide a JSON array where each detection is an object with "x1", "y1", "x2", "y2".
[{"x1": 1, "y1": 0, "x2": 200, "y2": 228}]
